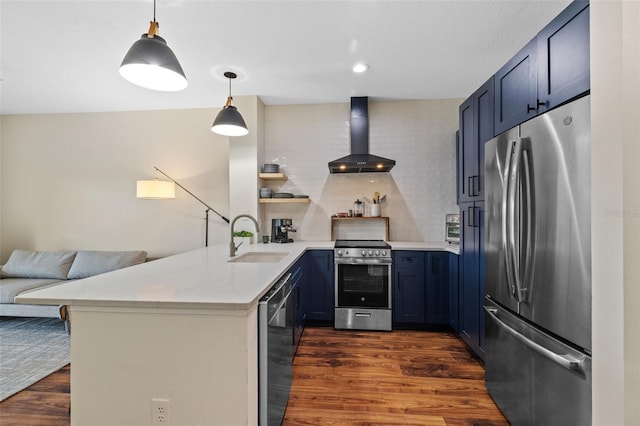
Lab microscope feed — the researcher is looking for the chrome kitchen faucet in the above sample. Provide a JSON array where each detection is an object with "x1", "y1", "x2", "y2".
[{"x1": 229, "y1": 214, "x2": 259, "y2": 256}]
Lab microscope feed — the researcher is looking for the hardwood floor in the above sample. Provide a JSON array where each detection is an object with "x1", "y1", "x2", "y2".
[
  {"x1": 0, "y1": 365, "x2": 70, "y2": 425},
  {"x1": 284, "y1": 327, "x2": 508, "y2": 426},
  {"x1": 0, "y1": 328, "x2": 507, "y2": 426}
]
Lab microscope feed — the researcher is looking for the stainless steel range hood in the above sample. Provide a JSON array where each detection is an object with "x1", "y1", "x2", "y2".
[{"x1": 328, "y1": 97, "x2": 396, "y2": 173}]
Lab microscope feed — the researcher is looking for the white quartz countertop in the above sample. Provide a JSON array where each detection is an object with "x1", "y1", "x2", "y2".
[
  {"x1": 390, "y1": 241, "x2": 460, "y2": 254},
  {"x1": 17, "y1": 240, "x2": 457, "y2": 310}
]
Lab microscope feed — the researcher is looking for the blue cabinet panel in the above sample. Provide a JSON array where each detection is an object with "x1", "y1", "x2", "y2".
[
  {"x1": 458, "y1": 77, "x2": 494, "y2": 203},
  {"x1": 393, "y1": 251, "x2": 425, "y2": 324},
  {"x1": 448, "y1": 253, "x2": 460, "y2": 333},
  {"x1": 537, "y1": 1, "x2": 590, "y2": 111},
  {"x1": 304, "y1": 250, "x2": 334, "y2": 322},
  {"x1": 459, "y1": 201, "x2": 485, "y2": 359},
  {"x1": 426, "y1": 252, "x2": 449, "y2": 325},
  {"x1": 494, "y1": 39, "x2": 538, "y2": 135}
]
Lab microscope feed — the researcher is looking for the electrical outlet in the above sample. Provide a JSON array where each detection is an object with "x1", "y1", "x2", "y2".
[{"x1": 151, "y1": 398, "x2": 171, "y2": 426}]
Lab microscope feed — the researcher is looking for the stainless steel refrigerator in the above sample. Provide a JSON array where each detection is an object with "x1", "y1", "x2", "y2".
[{"x1": 484, "y1": 95, "x2": 591, "y2": 425}]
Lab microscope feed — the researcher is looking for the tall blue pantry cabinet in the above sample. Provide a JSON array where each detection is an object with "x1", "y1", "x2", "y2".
[
  {"x1": 456, "y1": 0, "x2": 590, "y2": 360},
  {"x1": 457, "y1": 78, "x2": 493, "y2": 359}
]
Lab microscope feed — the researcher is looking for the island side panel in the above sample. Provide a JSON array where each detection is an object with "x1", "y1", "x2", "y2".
[{"x1": 69, "y1": 305, "x2": 258, "y2": 426}]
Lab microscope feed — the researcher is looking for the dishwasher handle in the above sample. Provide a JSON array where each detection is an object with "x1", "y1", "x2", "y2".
[{"x1": 261, "y1": 273, "x2": 292, "y2": 304}]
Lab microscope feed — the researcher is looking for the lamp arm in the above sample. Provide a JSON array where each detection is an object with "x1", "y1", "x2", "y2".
[{"x1": 154, "y1": 167, "x2": 230, "y2": 224}]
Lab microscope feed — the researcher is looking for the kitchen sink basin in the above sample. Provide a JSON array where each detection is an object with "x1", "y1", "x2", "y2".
[{"x1": 227, "y1": 252, "x2": 289, "y2": 263}]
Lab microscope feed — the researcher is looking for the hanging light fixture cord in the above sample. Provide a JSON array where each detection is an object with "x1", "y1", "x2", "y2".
[{"x1": 224, "y1": 72, "x2": 237, "y2": 106}]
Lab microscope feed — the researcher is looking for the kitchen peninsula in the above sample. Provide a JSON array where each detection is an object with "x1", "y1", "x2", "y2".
[{"x1": 17, "y1": 241, "x2": 458, "y2": 425}]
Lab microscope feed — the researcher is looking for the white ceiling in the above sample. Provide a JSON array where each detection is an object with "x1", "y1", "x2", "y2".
[{"x1": 0, "y1": 0, "x2": 571, "y2": 115}]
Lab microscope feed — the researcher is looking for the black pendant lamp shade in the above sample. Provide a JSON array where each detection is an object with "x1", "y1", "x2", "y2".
[
  {"x1": 211, "y1": 72, "x2": 249, "y2": 137},
  {"x1": 119, "y1": 2, "x2": 187, "y2": 92}
]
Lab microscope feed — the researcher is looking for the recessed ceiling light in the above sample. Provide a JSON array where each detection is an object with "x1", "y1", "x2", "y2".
[{"x1": 352, "y1": 63, "x2": 370, "y2": 73}]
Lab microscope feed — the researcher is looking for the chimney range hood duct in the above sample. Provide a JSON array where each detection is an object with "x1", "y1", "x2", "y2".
[{"x1": 328, "y1": 97, "x2": 396, "y2": 173}]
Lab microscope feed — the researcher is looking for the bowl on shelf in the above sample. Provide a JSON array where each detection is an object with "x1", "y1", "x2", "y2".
[
  {"x1": 263, "y1": 164, "x2": 280, "y2": 173},
  {"x1": 259, "y1": 188, "x2": 273, "y2": 198}
]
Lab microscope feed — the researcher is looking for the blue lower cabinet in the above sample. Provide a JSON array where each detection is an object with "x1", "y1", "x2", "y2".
[
  {"x1": 425, "y1": 252, "x2": 450, "y2": 325},
  {"x1": 393, "y1": 251, "x2": 426, "y2": 324},
  {"x1": 448, "y1": 253, "x2": 460, "y2": 333},
  {"x1": 303, "y1": 250, "x2": 334, "y2": 322},
  {"x1": 393, "y1": 251, "x2": 453, "y2": 327}
]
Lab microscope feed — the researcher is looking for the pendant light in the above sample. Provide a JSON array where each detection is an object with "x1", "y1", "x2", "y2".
[
  {"x1": 119, "y1": 0, "x2": 187, "y2": 92},
  {"x1": 211, "y1": 72, "x2": 249, "y2": 137}
]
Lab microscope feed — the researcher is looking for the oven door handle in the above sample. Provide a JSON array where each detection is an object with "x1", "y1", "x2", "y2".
[{"x1": 335, "y1": 258, "x2": 392, "y2": 265}]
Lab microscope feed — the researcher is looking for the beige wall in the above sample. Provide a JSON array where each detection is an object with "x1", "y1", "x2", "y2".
[
  {"x1": 591, "y1": 0, "x2": 640, "y2": 424},
  {"x1": 0, "y1": 108, "x2": 230, "y2": 260},
  {"x1": 1, "y1": 99, "x2": 460, "y2": 260},
  {"x1": 262, "y1": 99, "x2": 461, "y2": 242}
]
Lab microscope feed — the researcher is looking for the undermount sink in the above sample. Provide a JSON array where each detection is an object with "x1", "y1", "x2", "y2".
[{"x1": 227, "y1": 251, "x2": 289, "y2": 263}]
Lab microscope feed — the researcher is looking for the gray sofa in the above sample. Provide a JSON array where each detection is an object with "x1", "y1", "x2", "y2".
[{"x1": 0, "y1": 249, "x2": 147, "y2": 320}]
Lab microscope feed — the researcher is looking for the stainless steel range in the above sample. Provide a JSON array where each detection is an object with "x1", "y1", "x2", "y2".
[{"x1": 334, "y1": 239, "x2": 392, "y2": 331}]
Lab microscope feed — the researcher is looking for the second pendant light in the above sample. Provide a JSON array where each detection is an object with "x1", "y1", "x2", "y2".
[{"x1": 211, "y1": 72, "x2": 249, "y2": 137}]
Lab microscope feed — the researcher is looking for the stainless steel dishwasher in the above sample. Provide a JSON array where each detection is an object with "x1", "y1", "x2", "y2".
[{"x1": 258, "y1": 272, "x2": 293, "y2": 426}]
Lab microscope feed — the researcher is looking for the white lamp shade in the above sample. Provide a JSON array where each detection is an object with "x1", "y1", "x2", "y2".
[{"x1": 136, "y1": 180, "x2": 176, "y2": 199}]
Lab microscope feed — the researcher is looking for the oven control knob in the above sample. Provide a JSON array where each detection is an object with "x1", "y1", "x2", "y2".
[
  {"x1": 368, "y1": 250, "x2": 374, "y2": 256},
  {"x1": 337, "y1": 250, "x2": 343, "y2": 256},
  {"x1": 381, "y1": 250, "x2": 387, "y2": 256},
  {"x1": 375, "y1": 250, "x2": 380, "y2": 256},
  {"x1": 361, "y1": 250, "x2": 367, "y2": 256}
]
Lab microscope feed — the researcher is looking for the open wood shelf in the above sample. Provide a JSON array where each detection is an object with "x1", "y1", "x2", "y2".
[
  {"x1": 259, "y1": 198, "x2": 310, "y2": 204},
  {"x1": 259, "y1": 172, "x2": 287, "y2": 181}
]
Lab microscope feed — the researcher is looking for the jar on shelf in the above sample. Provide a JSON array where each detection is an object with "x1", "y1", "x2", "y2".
[{"x1": 353, "y1": 199, "x2": 364, "y2": 217}]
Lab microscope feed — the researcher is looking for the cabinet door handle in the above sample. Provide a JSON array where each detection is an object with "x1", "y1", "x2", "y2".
[
  {"x1": 467, "y1": 176, "x2": 473, "y2": 196},
  {"x1": 527, "y1": 99, "x2": 546, "y2": 113}
]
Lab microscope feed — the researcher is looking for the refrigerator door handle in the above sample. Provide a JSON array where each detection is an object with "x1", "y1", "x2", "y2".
[
  {"x1": 520, "y1": 145, "x2": 534, "y2": 300},
  {"x1": 507, "y1": 139, "x2": 527, "y2": 303},
  {"x1": 502, "y1": 141, "x2": 517, "y2": 298},
  {"x1": 484, "y1": 306, "x2": 586, "y2": 373}
]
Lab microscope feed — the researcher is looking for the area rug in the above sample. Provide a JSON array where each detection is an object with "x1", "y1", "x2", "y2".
[{"x1": 0, "y1": 317, "x2": 70, "y2": 401}]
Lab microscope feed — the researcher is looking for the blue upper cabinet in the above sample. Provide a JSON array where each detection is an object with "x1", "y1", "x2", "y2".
[
  {"x1": 537, "y1": 1, "x2": 590, "y2": 112},
  {"x1": 458, "y1": 77, "x2": 494, "y2": 203},
  {"x1": 494, "y1": 39, "x2": 538, "y2": 135},
  {"x1": 494, "y1": 0, "x2": 590, "y2": 135}
]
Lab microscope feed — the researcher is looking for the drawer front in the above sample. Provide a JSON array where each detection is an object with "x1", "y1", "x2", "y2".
[{"x1": 393, "y1": 251, "x2": 425, "y2": 268}]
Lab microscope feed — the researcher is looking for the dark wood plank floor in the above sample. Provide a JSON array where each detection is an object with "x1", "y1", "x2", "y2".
[
  {"x1": 0, "y1": 328, "x2": 507, "y2": 426},
  {"x1": 0, "y1": 365, "x2": 70, "y2": 425},
  {"x1": 284, "y1": 327, "x2": 508, "y2": 426}
]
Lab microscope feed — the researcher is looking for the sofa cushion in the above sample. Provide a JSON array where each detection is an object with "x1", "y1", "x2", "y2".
[
  {"x1": 67, "y1": 250, "x2": 147, "y2": 279},
  {"x1": 0, "y1": 250, "x2": 77, "y2": 279},
  {"x1": 0, "y1": 278, "x2": 65, "y2": 303}
]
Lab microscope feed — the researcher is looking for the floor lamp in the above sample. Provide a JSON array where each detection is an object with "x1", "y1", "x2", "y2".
[{"x1": 137, "y1": 167, "x2": 229, "y2": 247}]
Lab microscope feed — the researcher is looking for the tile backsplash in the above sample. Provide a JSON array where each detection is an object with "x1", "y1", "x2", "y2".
[{"x1": 262, "y1": 99, "x2": 461, "y2": 242}]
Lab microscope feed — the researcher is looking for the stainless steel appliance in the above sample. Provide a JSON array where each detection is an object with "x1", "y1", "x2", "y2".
[
  {"x1": 445, "y1": 213, "x2": 460, "y2": 244},
  {"x1": 258, "y1": 273, "x2": 293, "y2": 426},
  {"x1": 484, "y1": 95, "x2": 591, "y2": 425},
  {"x1": 334, "y1": 239, "x2": 392, "y2": 331},
  {"x1": 271, "y1": 218, "x2": 296, "y2": 243}
]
